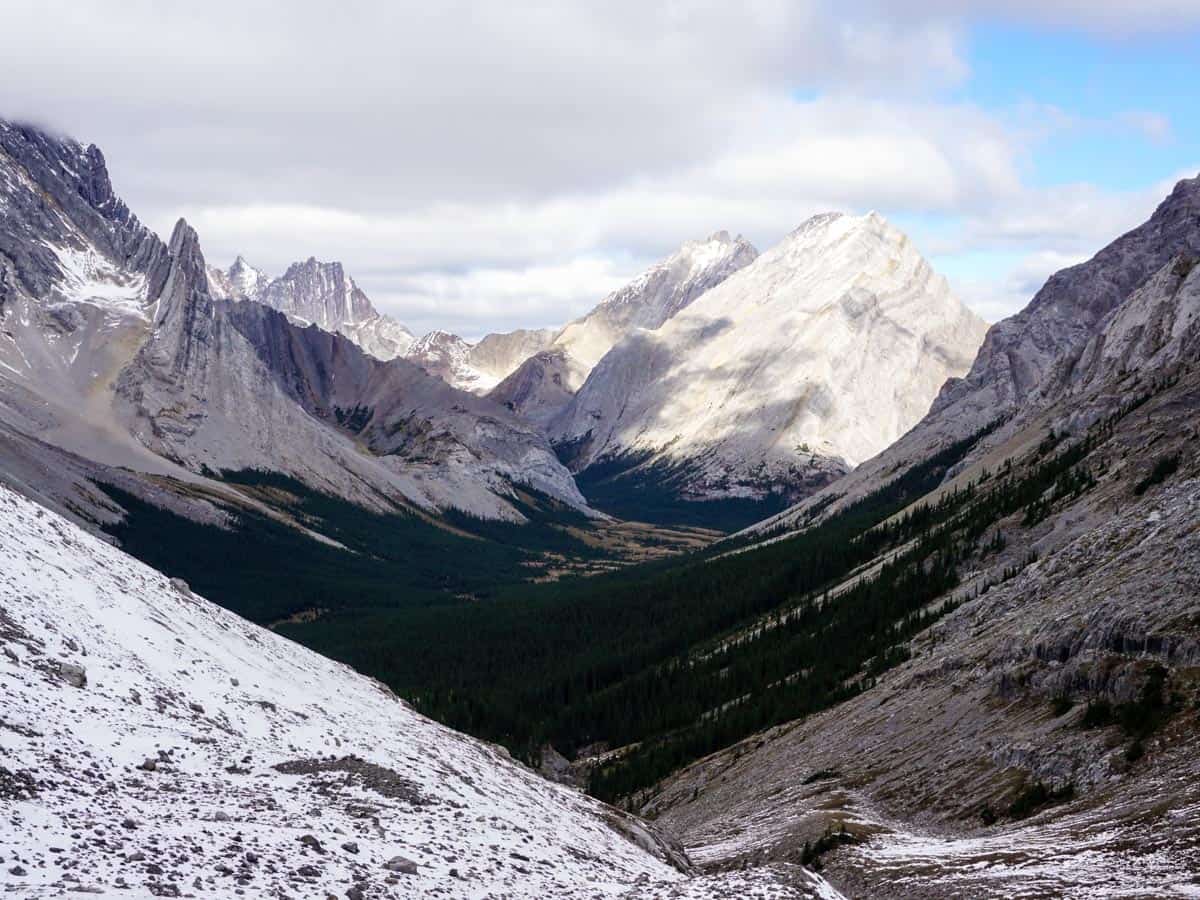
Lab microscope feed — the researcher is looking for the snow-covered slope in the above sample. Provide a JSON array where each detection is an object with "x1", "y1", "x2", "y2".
[
  {"x1": 0, "y1": 481, "x2": 693, "y2": 898},
  {"x1": 551, "y1": 212, "x2": 988, "y2": 502},
  {"x1": 403, "y1": 330, "x2": 499, "y2": 393},
  {"x1": 207, "y1": 255, "x2": 269, "y2": 302}
]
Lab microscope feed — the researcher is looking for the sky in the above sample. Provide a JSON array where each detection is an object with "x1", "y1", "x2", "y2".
[{"x1": 2, "y1": 1, "x2": 1197, "y2": 338}]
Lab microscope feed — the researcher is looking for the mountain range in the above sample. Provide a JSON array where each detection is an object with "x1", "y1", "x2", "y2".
[
  {"x1": 549, "y1": 211, "x2": 988, "y2": 508},
  {"x1": 0, "y1": 119, "x2": 586, "y2": 531},
  {"x1": 5, "y1": 113, "x2": 1200, "y2": 898}
]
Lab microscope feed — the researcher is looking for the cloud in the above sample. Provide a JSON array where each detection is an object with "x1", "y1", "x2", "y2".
[
  {"x1": 904, "y1": 0, "x2": 1200, "y2": 34},
  {"x1": 0, "y1": 1, "x2": 1194, "y2": 337}
]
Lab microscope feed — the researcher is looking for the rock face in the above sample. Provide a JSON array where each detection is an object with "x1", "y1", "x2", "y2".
[
  {"x1": 215, "y1": 255, "x2": 417, "y2": 361},
  {"x1": 257, "y1": 257, "x2": 376, "y2": 330},
  {"x1": 114, "y1": 220, "x2": 588, "y2": 519},
  {"x1": 0, "y1": 120, "x2": 165, "y2": 304},
  {"x1": 0, "y1": 118, "x2": 587, "y2": 522},
  {"x1": 551, "y1": 212, "x2": 988, "y2": 503},
  {"x1": 0, "y1": 480, "x2": 705, "y2": 899},
  {"x1": 750, "y1": 175, "x2": 1200, "y2": 537},
  {"x1": 467, "y1": 327, "x2": 557, "y2": 382}
]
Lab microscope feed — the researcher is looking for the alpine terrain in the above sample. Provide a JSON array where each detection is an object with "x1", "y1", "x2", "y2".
[
  {"x1": 5, "y1": 106, "x2": 1200, "y2": 900},
  {"x1": 297, "y1": 174, "x2": 1200, "y2": 899},
  {"x1": 0, "y1": 480, "x2": 841, "y2": 898},
  {"x1": 550, "y1": 212, "x2": 988, "y2": 516},
  {"x1": 214, "y1": 255, "x2": 419, "y2": 362},
  {"x1": 0, "y1": 118, "x2": 590, "y2": 531},
  {"x1": 487, "y1": 231, "x2": 758, "y2": 427}
]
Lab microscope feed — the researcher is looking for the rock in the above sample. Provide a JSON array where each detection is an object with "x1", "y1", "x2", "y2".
[
  {"x1": 127, "y1": 851, "x2": 146, "y2": 862},
  {"x1": 383, "y1": 855, "x2": 418, "y2": 875},
  {"x1": 3, "y1": 645, "x2": 18, "y2": 665},
  {"x1": 138, "y1": 758, "x2": 157, "y2": 772},
  {"x1": 212, "y1": 811, "x2": 231, "y2": 822},
  {"x1": 9, "y1": 865, "x2": 27, "y2": 876},
  {"x1": 58, "y1": 662, "x2": 87, "y2": 688},
  {"x1": 346, "y1": 887, "x2": 365, "y2": 900},
  {"x1": 169, "y1": 577, "x2": 191, "y2": 596},
  {"x1": 188, "y1": 702, "x2": 205, "y2": 714},
  {"x1": 341, "y1": 841, "x2": 359, "y2": 854},
  {"x1": 299, "y1": 834, "x2": 325, "y2": 853},
  {"x1": 297, "y1": 864, "x2": 321, "y2": 878},
  {"x1": 120, "y1": 818, "x2": 138, "y2": 830}
]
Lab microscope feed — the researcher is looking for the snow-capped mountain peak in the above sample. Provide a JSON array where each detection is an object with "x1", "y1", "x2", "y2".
[
  {"x1": 227, "y1": 254, "x2": 268, "y2": 298},
  {"x1": 550, "y1": 211, "x2": 988, "y2": 503}
]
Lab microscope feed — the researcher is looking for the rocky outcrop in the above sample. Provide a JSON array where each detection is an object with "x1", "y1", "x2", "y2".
[
  {"x1": 257, "y1": 257, "x2": 375, "y2": 329},
  {"x1": 0, "y1": 120, "x2": 165, "y2": 302}
]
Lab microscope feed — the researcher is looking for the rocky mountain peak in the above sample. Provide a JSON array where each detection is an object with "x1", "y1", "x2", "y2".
[
  {"x1": 750, "y1": 174, "x2": 1200, "y2": 540},
  {"x1": 258, "y1": 256, "x2": 376, "y2": 330},
  {"x1": 225, "y1": 254, "x2": 268, "y2": 299},
  {"x1": 0, "y1": 118, "x2": 165, "y2": 295}
]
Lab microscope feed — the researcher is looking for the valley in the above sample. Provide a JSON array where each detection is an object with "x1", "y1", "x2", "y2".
[{"x1": 3, "y1": 98, "x2": 1200, "y2": 900}]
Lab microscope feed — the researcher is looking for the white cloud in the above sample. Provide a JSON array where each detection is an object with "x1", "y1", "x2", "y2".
[{"x1": 1, "y1": 1, "x2": 1194, "y2": 336}]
